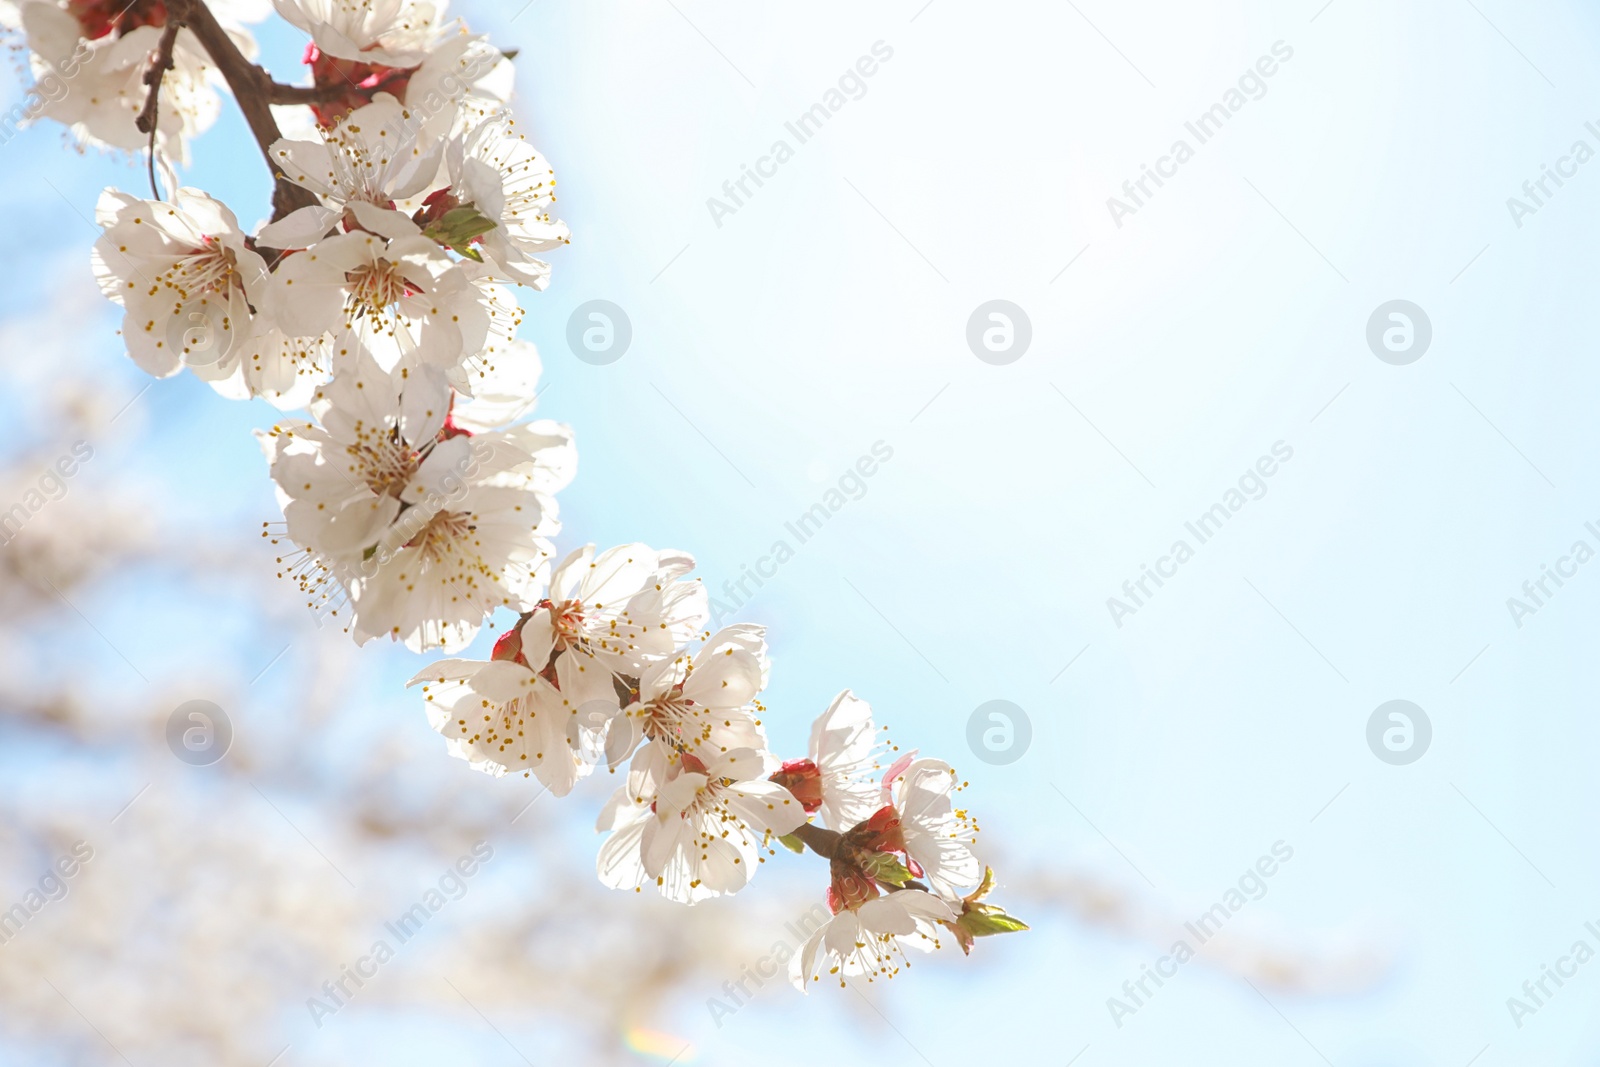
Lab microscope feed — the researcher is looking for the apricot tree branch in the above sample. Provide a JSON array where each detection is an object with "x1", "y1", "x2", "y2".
[{"x1": 165, "y1": 0, "x2": 320, "y2": 223}]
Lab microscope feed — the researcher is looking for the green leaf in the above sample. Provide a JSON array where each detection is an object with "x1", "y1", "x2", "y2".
[
  {"x1": 862, "y1": 852, "x2": 914, "y2": 887},
  {"x1": 439, "y1": 206, "x2": 498, "y2": 240},
  {"x1": 777, "y1": 833, "x2": 806, "y2": 855},
  {"x1": 958, "y1": 909, "x2": 1030, "y2": 938},
  {"x1": 422, "y1": 204, "x2": 498, "y2": 260}
]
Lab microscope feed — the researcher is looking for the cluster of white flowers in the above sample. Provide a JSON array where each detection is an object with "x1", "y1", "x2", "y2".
[
  {"x1": 418, "y1": 608, "x2": 1021, "y2": 989},
  {"x1": 1, "y1": 0, "x2": 249, "y2": 162},
  {"x1": 770, "y1": 696, "x2": 998, "y2": 989},
  {"x1": 27, "y1": 0, "x2": 1024, "y2": 994}
]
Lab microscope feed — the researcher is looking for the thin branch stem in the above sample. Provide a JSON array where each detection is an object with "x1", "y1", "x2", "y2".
[
  {"x1": 135, "y1": 19, "x2": 180, "y2": 136},
  {"x1": 136, "y1": 17, "x2": 182, "y2": 199}
]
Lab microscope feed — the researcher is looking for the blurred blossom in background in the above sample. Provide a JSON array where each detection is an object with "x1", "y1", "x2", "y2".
[{"x1": 4, "y1": 1, "x2": 1600, "y2": 1065}]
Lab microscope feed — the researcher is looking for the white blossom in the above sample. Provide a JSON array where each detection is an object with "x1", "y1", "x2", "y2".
[
  {"x1": 260, "y1": 353, "x2": 561, "y2": 651},
  {"x1": 264, "y1": 94, "x2": 447, "y2": 237},
  {"x1": 10, "y1": 0, "x2": 264, "y2": 162},
  {"x1": 273, "y1": 21, "x2": 511, "y2": 139},
  {"x1": 806, "y1": 690, "x2": 891, "y2": 832},
  {"x1": 271, "y1": 0, "x2": 441, "y2": 66},
  {"x1": 605, "y1": 624, "x2": 772, "y2": 801},
  {"x1": 446, "y1": 337, "x2": 545, "y2": 430},
  {"x1": 409, "y1": 651, "x2": 615, "y2": 796},
  {"x1": 266, "y1": 200, "x2": 490, "y2": 379},
  {"x1": 445, "y1": 113, "x2": 569, "y2": 288},
  {"x1": 91, "y1": 187, "x2": 269, "y2": 381},
  {"x1": 790, "y1": 890, "x2": 955, "y2": 990},
  {"x1": 404, "y1": 33, "x2": 515, "y2": 137},
  {"x1": 885, "y1": 758, "x2": 983, "y2": 901},
  {"x1": 194, "y1": 328, "x2": 331, "y2": 410},
  {"x1": 517, "y1": 543, "x2": 709, "y2": 680},
  {"x1": 597, "y1": 748, "x2": 803, "y2": 904}
]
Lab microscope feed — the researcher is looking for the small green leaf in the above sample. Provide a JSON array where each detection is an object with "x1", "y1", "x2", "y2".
[
  {"x1": 862, "y1": 852, "x2": 913, "y2": 887},
  {"x1": 777, "y1": 833, "x2": 806, "y2": 854},
  {"x1": 438, "y1": 206, "x2": 498, "y2": 240},
  {"x1": 422, "y1": 204, "x2": 498, "y2": 260},
  {"x1": 958, "y1": 909, "x2": 1029, "y2": 938}
]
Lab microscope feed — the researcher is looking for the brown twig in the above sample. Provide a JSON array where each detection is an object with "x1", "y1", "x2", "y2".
[
  {"x1": 267, "y1": 81, "x2": 352, "y2": 105},
  {"x1": 135, "y1": 17, "x2": 182, "y2": 198},
  {"x1": 134, "y1": 19, "x2": 180, "y2": 136},
  {"x1": 165, "y1": 0, "x2": 320, "y2": 223},
  {"x1": 789, "y1": 822, "x2": 841, "y2": 859}
]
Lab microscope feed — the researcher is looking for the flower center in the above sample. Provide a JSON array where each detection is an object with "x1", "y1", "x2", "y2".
[
  {"x1": 164, "y1": 238, "x2": 241, "y2": 303},
  {"x1": 345, "y1": 260, "x2": 416, "y2": 320},
  {"x1": 640, "y1": 688, "x2": 710, "y2": 752},
  {"x1": 406, "y1": 509, "x2": 472, "y2": 563},
  {"x1": 547, "y1": 599, "x2": 585, "y2": 647},
  {"x1": 346, "y1": 433, "x2": 419, "y2": 498}
]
